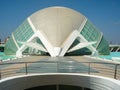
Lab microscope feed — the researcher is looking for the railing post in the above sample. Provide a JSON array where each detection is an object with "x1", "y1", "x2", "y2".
[
  {"x1": 88, "y1": 62, "x2": 91, "y2": 74},
  {"x1": 57, "y1": 61, "x2": 59, "y2": 72},
  {"x1": 0, "y1": 69, "x2": 1, "y2": 79},
  {"x1": 25, "y1": 62, "x2": 28, "y2": 75},
  {"x1": 114, "y1": 64, "x2": 117, "y2": 79}
]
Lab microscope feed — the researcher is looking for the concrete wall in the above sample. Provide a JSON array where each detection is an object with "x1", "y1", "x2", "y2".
[{"x1": 0, "y1": 73, "x2": 120, "y2": 90}]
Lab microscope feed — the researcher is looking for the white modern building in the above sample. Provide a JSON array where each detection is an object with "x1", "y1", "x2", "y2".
[{"x1": 4, "y1": 7, "x2": 109, "y2": 57}]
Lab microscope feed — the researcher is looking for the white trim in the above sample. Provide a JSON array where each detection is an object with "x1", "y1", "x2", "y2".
[
  {"x1": 110, "y1": 48, "x2": 114, "y2": 52},
  {"x1": 27, "y1": 18, "x2": 36, "y2": 32},
  {"x1": 17, "y1": 41, "x2": 47, "y2": 52},
  {"x1": 16, "y1": 34, "x2": 36, "y2": 57},
  {"x1": 68, "y1": 41, "x2": 96, "y2": 53},
  {"x1": 12, "y1": 33, "x2": 19, "y2": 49},
  {"x1": 54, "y1": 47, "x2": 61, "y2": 56},
  {"x1": 35, "y1": 30, "x2": 56, "y2": 57},
  {"x1": 116, "y1": 48, "x2": 120, "y2": 52},
  {"x1": 96, "y1": 32, "x2": 103, "y2": 49},
  {"x1": 59, "y1": 30, "x2": 79, "y2": 56},
  {"x1": 78, "y1": 34, "x2": 98, "y2": 55},
  {"x1": 1, "y1": 73, "x2": 120, "y2": 83},
  {"x1": 78, "y1": 17, "x2": 87, "y2": 33}
]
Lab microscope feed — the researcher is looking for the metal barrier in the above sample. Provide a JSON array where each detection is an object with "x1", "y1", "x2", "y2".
[{"x1": 0, "y1": 61, "x2": 120, "y2": 80}]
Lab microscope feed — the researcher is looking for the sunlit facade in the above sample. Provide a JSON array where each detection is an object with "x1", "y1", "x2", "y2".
[{"x1": 4, "y1": 7, "x2": 110, "y2": 57}]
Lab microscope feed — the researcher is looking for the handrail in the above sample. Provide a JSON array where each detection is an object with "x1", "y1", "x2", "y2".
[{"x1": 0, "y1": 61, "x2": 120, "y2": 80}]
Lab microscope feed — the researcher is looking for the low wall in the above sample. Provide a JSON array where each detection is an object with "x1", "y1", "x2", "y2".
[{"x1": 0, "y1": 73, "x2": 120, "y2": 90}]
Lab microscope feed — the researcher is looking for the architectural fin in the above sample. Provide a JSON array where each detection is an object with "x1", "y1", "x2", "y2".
[
  {"x1": 59, "y1": 30, "x2": 79, "y2": 56},
  {"x1": 17, "y1": 41, "x2": 47, "y2": 52},
  {"x1": 68, "y1": 41, "x2": 96, "y2": 53}
]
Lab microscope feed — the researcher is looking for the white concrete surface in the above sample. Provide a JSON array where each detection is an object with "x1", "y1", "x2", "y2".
[{"x1": 0, "y1": 73, "x2": 120, "y2": 90}]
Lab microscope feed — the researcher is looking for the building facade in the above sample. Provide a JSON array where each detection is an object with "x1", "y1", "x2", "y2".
[{"x1": 4, "y1": 7, "x2": 110, "y2": 57}]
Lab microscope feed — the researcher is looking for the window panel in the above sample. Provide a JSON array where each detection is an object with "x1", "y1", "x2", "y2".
[{"x1": 80, "y1": 20, "x2": 109, "y2": 55}]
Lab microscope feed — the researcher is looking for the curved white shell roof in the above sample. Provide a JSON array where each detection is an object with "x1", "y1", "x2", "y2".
[{"x1": 29, "y1": 7, "x2": 86, "y2": 47}]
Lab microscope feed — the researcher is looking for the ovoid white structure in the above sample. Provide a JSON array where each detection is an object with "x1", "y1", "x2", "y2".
[{"x1": 4, "y1": 7, "x2": 110, "y2": 57}]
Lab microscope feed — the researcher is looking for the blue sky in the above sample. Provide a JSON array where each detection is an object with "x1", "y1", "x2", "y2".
[{"x1": 0, "y1": 0, "x2": 120, "y2": 44}]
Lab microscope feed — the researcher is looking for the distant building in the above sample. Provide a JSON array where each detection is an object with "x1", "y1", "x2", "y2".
[
  {"x1": 4, "y1": 7, "x2": 109, "y2": 57},
  {"x1": 110, "y1": 44, "x2": 120, "y2": 52}
]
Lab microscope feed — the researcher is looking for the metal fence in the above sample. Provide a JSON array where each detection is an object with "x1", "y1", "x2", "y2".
[{"x1": 0, "y1": 61, "x2": 120, "y2": 80}]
